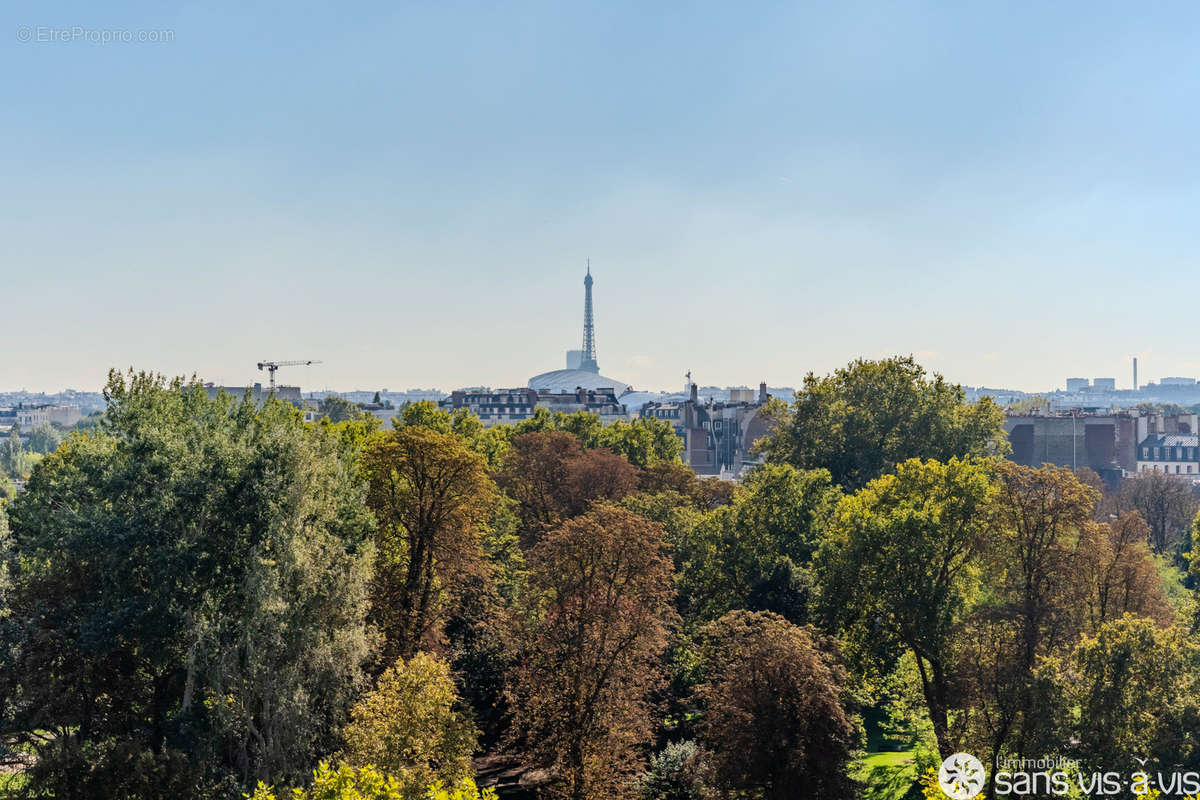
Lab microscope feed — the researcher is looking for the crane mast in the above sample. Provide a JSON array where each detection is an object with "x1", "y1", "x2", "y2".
[{"x1": 256, "y1": 359, "x2": 322, "y2": 391}]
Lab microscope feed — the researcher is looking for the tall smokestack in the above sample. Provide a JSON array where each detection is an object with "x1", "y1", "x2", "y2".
[{"x1": 1133, "y1": 357, "x2": 1138, "y2": 391}]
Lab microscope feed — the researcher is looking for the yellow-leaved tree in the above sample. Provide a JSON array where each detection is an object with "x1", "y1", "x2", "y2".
[
  {"x1": 340, "y1": 652, "x2": 479, "y2": 797},
  {"x1": 245, "y1": 762, "x2": 496, "y2": 800}
]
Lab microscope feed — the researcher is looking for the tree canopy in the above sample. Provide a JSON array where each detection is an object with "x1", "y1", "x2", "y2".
[
  {"x1": 340, "y1": 652, "x2": 478, "y2": 796},
  {"x1": 694, "y1": 610, "x2": 858, "y2": 800},
  {"x1": 6, "y1": 371, "x2": 375, "y2": 796},
  {"x1": 362, "y1": 425, "x2": 498, "y2": 663},
  {"x1": 757, "y1": 356, "x2": 1007, "y2": 492},
  {"x1": 4, "y1": 355, "x2": 1198, "y2": 800},
  {"x1": 509, "y1": 506, "x2": 679, "y2": 800}
]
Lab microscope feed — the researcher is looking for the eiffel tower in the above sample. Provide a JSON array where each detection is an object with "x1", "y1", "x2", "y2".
[{"x1": 579, "y1": 260, "x2": 599, "y2": 374}]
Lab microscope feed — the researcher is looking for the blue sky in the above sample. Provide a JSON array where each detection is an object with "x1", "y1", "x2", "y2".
[{"x1": 5, "y1": 1, "x2": 1200, "y2": 393}]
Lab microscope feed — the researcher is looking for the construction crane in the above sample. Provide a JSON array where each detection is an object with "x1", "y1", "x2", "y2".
[{"x1": 256, "y1": 359, "x2": 322, "y2": 391}]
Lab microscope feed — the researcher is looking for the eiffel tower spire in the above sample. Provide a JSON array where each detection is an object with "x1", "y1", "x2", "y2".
[{"x1": 580, "y1": 260, "x2": 599, "y2": 373}]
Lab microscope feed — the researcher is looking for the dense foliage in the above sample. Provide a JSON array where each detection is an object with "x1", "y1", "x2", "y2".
[
  {"x1": 5, "y1": 372, "x2": 375, "y2": 797},
  {"x1": 694, "y1": 611, "x2": 857, "y2": 799},
  {"x1": 247, "y1": 764, "x2": 497, "y2": 800},
  {"x1": 341, "y1": 653, "x2": 479, "y2": 795},
  {"x1": 758, "y1": 355, "x2": 1007, "y2": 491},
  {"x1": 508, "y1": 507, "x2": 678, "y2": 800},
  {"x1": 3, "y1": 358, "x2": 1199, "y2": 800}
]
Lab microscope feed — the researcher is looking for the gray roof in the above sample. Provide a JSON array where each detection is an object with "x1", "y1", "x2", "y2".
[{"x1": 1143, "y1": 434, "x2": 1199, "y2": 448}]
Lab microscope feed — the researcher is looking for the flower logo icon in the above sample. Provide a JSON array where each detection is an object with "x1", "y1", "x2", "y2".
[{"x1": 938, "y1": 752, "x2": 986, "y2": 799}]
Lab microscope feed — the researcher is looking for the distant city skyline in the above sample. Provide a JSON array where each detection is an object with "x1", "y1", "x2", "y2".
[
  {"x1": 3, "y1": 345, "x2": 1196, "y2": 398},
  {"x1": 8, "y1": 2, "x2": 1200, "y2": 393}
]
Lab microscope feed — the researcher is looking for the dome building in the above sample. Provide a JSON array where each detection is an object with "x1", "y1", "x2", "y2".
[{"x1": 528, "y1": 264, "x2": 631, "y2": 395}]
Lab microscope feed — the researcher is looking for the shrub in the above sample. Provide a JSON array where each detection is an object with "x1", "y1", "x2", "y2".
[
  {"x1": 638, "y1": 741, "x2": 703, "y2": 800},
  {"x1": 245, "y1": 763, "x2": 497, "y2": 800}
]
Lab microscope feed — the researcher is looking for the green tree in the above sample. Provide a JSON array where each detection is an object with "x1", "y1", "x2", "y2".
[
  {"x1": 0, "y1": 502, "x2": 10, "y2": 617},
  {"x1": 6, "y1": 371, "x2": 374, "y2": 796},
  {"x1": 638, "y1": 740, "x2": 703, "y2": 800},
  {"x1": 512, "y1": 410, "x2": 682, "y2": 467},
  {"x1": 678, "y1": 465, "x2": 838, "y2": 626},
  {"x1": 545, "y1": 410, "x2": 604, "y2": 449},
  {"x1": 1183, "y1": 507, "x2": 1200, "y2": 630},
  {"x1": 0, "y1": 429, "x2": 28, "y2": 478},
  {"x1": 815, "y1": 457, "x2": 994, "y2": 757},
  {"x1": 757, "y1": 356, "x2": 1007, "y2": 492},
  {"x1": 26, "y1": 422, "x2": 63, "y2": 455},
  {"x1": 341, "y1": 653, "x2": 478, "y2": 796},
  {"x1": 509, "y1": 506, "x2": 679, "y2": 800},
  {"x1": 74, "y1": 411, "x2": 103, "y2": 432},
  {"x1": 597, "y1": 417, "x2": 682, "y2": 468},
  {"x1": 964, "y1": 462, "x2": 1099, "y2": 772},
  {"x1": 362, "y1": 426, "x2": 498, "y2": 663},
  {"x1": 694, "y1": 611, "x2": 858, "y2": 800},
  {"x1": 320, "y1": 395, "x2": 364, "y2": 423},
  {"x1": 950, "y1": 463, "x2": 1165, "y2": 794},
  {"x1": 1048, "y1": 616, "x2": 1200, "y2": 773},
  {"x1": 397, "y1": 401, "x2": 509, "y2": 468}
]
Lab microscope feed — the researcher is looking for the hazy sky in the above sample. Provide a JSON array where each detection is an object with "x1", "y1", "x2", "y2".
[{"x1": 6, "y1": 1, "x2": 1200, "y2": 394}]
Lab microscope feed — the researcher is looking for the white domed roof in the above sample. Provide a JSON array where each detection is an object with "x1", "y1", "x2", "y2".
[{"x1": 528, "y1": 368, "x2": 630, "y2": 395}]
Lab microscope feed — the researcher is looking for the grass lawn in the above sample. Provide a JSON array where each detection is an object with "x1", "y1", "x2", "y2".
[
  {"x1": 863, "y1": 751, "x2": 916, "y2": 769},
  {"x1": 858, "y1": 750, "x2": 919, "y2": 800}
]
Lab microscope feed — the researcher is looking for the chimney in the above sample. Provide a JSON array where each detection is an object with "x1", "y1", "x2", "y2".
[
  {"x1": 1133, "y1": 357, "x2": 1138, "y2": 391},
  {"x1": 690, "y1": 382, "x2": 698, "y2": 403},
  {"x1": 759, "y1": 381, "x2": 768, "y2": 405}
]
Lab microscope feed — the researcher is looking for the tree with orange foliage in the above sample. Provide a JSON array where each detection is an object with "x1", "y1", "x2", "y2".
[
  {"x1": 508, "y1": 506, "x2": 678, "y2": 800},
  {"x1": 495, "y1": 432, "x2": 638, "y2": 547},
  {"x1": 1073, "y1": 512, "x2": 1174, "y2": 633}
]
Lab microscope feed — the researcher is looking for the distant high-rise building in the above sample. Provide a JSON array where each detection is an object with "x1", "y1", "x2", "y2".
[
  {"x1": 1093, "y1": 378, "x2": 1116, "y2": 391},
  {"x1": 1066, "y1": 378, "x2": 1090, "y2": 392}
]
